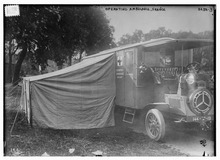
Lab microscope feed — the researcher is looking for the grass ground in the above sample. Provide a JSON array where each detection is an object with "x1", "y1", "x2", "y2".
[{"x1": 4, "y1": 84, "x2": 187, "y2": 156}]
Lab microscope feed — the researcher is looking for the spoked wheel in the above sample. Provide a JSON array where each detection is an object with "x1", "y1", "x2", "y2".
[{"x1": 145, "y1": 109, "x2": 165, "y2": 141}]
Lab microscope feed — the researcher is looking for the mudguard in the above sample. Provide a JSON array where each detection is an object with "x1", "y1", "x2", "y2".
[{"x1": 143, "y1": 103, "x2": 170, "y2": 117}]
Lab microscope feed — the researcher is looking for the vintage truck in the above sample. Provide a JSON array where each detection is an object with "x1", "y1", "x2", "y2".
[{"x1": 112, "y1": 38, "x2": 214, "y2": 141}]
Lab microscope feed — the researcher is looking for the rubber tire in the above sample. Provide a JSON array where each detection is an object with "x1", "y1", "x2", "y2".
[{"x1": 145, "y1": 109, "x2": 165, "y2": 141}]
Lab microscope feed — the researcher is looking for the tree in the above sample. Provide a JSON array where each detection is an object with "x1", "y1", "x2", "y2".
[
  {"x1": 117, "y1": 27, "x2": 172, "y2": 46},
  {"x1": 4, "y1": 39, "x2": 20, "y2": 83},
  {"x1": 5, "y1": 6, "x2": 63, "y2": 84},
  {"x1": 117, "y1": 30, "x2": 144, "y2": 46},
  {"x1": 82, "y1": 7, "x2": 116, "y2": 56},
  {"x1": 144, "y1": 27, "x2": 173, "y2": 41},
  {"x1": 55, "y1": 6, "x2": 115, "y2": 65},
  {"x1": 117, "y1": 27, "x2": 214, "y2": 46},
  {"x1": 5, "y1": 5, "x2": 115, "y2": 85}
]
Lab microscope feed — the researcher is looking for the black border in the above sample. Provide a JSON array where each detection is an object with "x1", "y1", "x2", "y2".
[{"x1": 3, "y1": 4, "x2": 217, "y2": 156}]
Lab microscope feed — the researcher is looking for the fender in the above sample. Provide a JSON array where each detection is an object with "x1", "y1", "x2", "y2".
[
  {"x1": 138, "y1": 103, "x2": 171, "y2": 124},
  {"x1": 144, "y1": 103, "x2": 170, "y2": 113},
  {"x1": 141, "y1": 103, "x2": 171, "y2": 119}
]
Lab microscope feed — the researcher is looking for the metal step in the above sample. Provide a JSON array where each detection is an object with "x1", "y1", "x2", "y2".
[{"x1": 123, "y1": 108, "x2": 136, "y2": 124}]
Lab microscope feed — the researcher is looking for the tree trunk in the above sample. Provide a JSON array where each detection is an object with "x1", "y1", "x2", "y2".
[
  {"x1": 7, "y1": 39, "x2": 13, "y2": 83},
  {"x1": 68, "y1": 54, "x2": 72, "y2": 66},
  {"x1": 79, "y1": 51, "x2": 83, "y2": 62},
  {"x1": 8, "y1": 48, "x2": 13, "y2": 83},
  {"x1": 8, "y1": 54, "x2": 12, "y2": 83},
  {"x1": 12, "y1": 43, "x2": 27, "y2": 85}
]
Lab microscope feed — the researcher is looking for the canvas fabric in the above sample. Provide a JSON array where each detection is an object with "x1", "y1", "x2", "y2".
[{"x1": 20, "y1": 53, "x2": 116, "y2": 129}]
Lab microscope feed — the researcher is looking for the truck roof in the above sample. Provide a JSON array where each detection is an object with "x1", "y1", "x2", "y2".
[{"x1": 84, "y1": 37, "x2": 213, "y2": 59}]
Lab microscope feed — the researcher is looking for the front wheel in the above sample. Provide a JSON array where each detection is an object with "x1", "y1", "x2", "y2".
[{"x1": 145, "y1": 109, "x2": 165, "y2": 141}]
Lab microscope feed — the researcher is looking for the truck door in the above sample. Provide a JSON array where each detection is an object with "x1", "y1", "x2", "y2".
[
  {"x1": 115, "y1": 50, "x2": 125, "y2": 106},
  {"x1": 124, "y1": 49, "x2": 135, "y2": 108}
]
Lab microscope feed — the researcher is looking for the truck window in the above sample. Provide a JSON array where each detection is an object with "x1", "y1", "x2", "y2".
[{"x1": 125, "y1": 50, "x2": 134, "y2": 74}]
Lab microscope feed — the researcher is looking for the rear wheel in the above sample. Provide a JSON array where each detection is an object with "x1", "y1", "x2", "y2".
[{"x1": 145, "y1": 109, "x2": 165, "y2": 141}]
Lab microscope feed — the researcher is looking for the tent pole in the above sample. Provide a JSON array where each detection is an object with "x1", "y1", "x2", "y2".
[
  {"x1": 29, "y1": 86, "x2": 33, "y2": 128},
  {"x1": 181, "y1": 45, "x2": 184, "y2": 74}
]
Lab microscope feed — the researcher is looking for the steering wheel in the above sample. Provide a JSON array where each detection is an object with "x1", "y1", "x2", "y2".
[{"x1": 186, "y1": 62, "x2": 201, "y2": 73}]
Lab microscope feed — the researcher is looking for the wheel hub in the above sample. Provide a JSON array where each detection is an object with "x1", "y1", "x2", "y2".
[{"x1": 148, "y1": 114, "x2": 159, "y2": 136}]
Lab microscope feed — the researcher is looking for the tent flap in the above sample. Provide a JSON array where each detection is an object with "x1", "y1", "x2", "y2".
[{"x1": 21, "y1": 53, "x2": 116, "y2": 129}]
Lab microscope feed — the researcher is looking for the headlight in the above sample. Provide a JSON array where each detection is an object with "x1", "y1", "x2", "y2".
[{"x1": 185, "y1": 73, "x2": 195, "y2": 84}]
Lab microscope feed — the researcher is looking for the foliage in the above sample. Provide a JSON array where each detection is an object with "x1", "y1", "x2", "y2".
[
  {"x1": 57, "y1": 6, "x2": 115, "y2": 65},
  {"x1": 5, "y1": 6, "x2": 62, "y2": 84},
  {"x1": 5, "y1": 39, "x2": 20, "y2": 83},
  {"x1": 83, "y1": 7, "x2": 116, "y2": 55},
  {"x1": 144, "y1": 27, "x2": 173, "y2": 40},
  {"x1": 5, "y1": 5, "x2": 115, "y2": 84},
  {"x1": 5, "y1": 6, "x2": 61, "y2": 67},
  {"x1": 117, "y1": 30, "x2": 144, "y2": 46},
  {"x1": 117, "y1": 27, "x2": 213, "y2": 46}
]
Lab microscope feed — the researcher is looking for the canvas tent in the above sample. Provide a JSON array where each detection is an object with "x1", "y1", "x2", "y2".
[{"x1": 20, "y1": 53, "x2": 116, "y2": 129}]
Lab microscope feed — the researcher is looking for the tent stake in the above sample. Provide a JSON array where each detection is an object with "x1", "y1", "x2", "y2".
[
  {"x1": 10, "y1": 107, "x2": 20, "y2": 135},
  {"x1": 9, "y1": 84, "x2": 22, "y2": 135}
]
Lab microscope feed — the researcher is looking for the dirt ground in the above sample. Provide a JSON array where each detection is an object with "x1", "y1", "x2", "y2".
[
  {"x1": 4, "y1": 110, "x2": 188, "y2": 156},
  {"x1": 4, "y1": 84, "x2": 188, "y2": 156}
]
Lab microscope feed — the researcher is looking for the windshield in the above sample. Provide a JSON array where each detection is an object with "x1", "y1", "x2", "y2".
[{"x1": 140, "y1": 49, "x2": 192, "y2": 68}]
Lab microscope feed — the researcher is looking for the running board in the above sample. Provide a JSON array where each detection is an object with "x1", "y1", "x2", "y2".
[{"x1": 123, "y1": 108, "x2": 136, "y2": 124}]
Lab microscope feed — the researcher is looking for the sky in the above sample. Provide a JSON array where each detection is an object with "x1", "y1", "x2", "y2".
[{"x1": 104, "y1": 6, "x2": 214, "y2": 42}]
